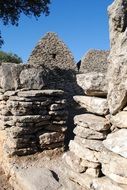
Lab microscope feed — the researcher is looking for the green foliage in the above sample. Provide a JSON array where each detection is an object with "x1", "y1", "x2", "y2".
[
  {"x1": 0, "y1": 51, "x2": 22, "y2": 63},
  {"x1": 0, "y1": 0, "x2": 51, "y2": 46}
]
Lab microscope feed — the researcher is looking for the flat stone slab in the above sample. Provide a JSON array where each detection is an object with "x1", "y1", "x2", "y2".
[
  {"x1": 13, "y1": 167, "x2": 61, "y2": 190},
  {"x1": 73, "y1": 96, "x2": 108, "y2": 115},
  {"x1": 74, "y1": 136, "x2": 104, "y2": 152},
  {"x1": 69, "y1": 140, "x2": 101, "y2": 163},
  {"x1": 73, "y1": 125, "x2": 107, "y2": 140},
  {"x1": 76, "y1": 72, "x2": 107, "y2": 97},
  {"x1": 18, "y1": 90, "x2": 64, "y2": 97},
  {"x1": 63, "y1": 165, "x2": 95, "y2": 190},
  {"x1": 74, "y1": 114, "x2": 110, "y2": 132},
  {"x1": 103, "y1": 129, "x2": 127, "y2": 158},
  {"x1": 100, "y1": 148, "x2": 127, "y2": 185},
  {"x1": 39, "y1": 132, "x2": 65, "y2": 147},
  {"x1": 63, "y1": 151, "x2": 100, "y2": 177},
  {"x1": 13, "y1": 115, "x2": 50, "y2": 123},
  {"x1": 110, "y1": 111, "x2": 127, "y2": 128}
]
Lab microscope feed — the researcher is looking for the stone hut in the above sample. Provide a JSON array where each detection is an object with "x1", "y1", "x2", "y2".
[
  {"x1": 27, "y1": 32, "x2": 83, "y2": 101},
  {"x1": 28, "y1": 32, "x2": 76, "y2": 71},
  {"x1": 80, "y1": 49, "x2": 109, "y2": 73}
]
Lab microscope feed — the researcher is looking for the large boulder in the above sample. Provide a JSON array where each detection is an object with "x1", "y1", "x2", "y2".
[
  {"x1": 73, "y1": 96, "x2": 108, "y2": 115},
  {"x1": 76, "y1": 72, "x2": 107, "y2": 97},
  {"x1": 0, "y1": 63, "x2": 46, "y2": 91},
  {"x1": 107, "y1": 0, "x2": 127, "y2": 114},
  {"x1": 19, "y1": 67, "x2": 45, "y2": 89},
  {"x1": 0, "y1": 63, "x2": 24, "y2": 91}
]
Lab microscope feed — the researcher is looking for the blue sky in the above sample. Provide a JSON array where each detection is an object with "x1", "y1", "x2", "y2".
[{"x1": 0, "y1": 0, "x2": 113, "y2": 63}]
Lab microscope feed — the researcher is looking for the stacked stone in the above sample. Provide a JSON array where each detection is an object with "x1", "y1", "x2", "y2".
[
  {"x1": 0, "y1": 90, "x2": 68, "y2": 156},
  {"x1": 80, "y1": 49, "x2": 109, "y2": 73},
  {"x1": 28, "y1": 32, "x2": 76, "y2": 71},
  {"x1": 93, "y1": 0, "x2": 127, "y2": 189},
  {"x1": 62, "y1": 71, "x2": 112, "y2": 190}
]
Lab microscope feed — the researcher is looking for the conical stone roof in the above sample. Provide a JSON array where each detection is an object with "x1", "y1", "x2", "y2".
[
  {"x1": 80, "y1": 49, "x2": 109, "y2": 73},
  {"x1": 28, "y1": 32, "x2": 76, "y2": 71}
]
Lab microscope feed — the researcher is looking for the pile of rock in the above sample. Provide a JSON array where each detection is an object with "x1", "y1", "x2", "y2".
[
  {"x1": 62, "y1": 73, "x2": 127, "y2": 190},
  {"x1": 0, "y1": 90, "x2": 68, "y2": 156},
  {"x1": 80, "y1": 49, "x2": 109, "y2": 73},
  {"x1": 97, "y1": 0, "x2": 127, "y2": 188},
  {"x1": 62, "y1": 71, "x2": 111, "y2": 189}
]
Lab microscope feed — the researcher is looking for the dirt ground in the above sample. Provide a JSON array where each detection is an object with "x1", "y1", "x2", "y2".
[{"x1": 0, "y1": 167, "x2": 13, "y2": 190}]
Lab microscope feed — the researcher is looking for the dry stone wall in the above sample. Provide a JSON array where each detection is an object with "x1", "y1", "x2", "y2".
[
  {"x1": 1, "y1": 1, "x2": 127, "y2": 189},
  {"x1": 63, "y1": 76, "x2": 127, "y2": 190},
  {"x1": 63, "y1": 75, "x2": 113, "y2": 189},
  {"x1": 0, "y1": 40, "x2": 73, "y2": 157},
  {"x1": 62, "y1": 1, "x2": 127, "y2": 189},
  {"x1": 0, "y1": 90, "x2": 68, "y2": 156}
]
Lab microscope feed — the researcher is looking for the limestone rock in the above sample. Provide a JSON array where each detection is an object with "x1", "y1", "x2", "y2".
[
  {"x1": 20, "y1": 67, "x2": 45, "y2": 90},
  {"x1": 92, "y1": 177, "x2": 127, "y2": 190},
  {"x1": 4, "y1": 144, "x2": 38, "y2": 156},
  {"x1": 74, "y1": 114, "x2": 110, "y2": 132},
  {"x1": 76, "y1": 72, "x2": 107, "y2": 97},
  {"x1": 110, "y1": 111, "x2": 127, "y2": 128},
  {"x1": 64, "y1": 166, "x2": 95, "y2": 189},
  {"x1": 13, "y1": 167, "x2": 61, "y2": 190},
  {"x1": 123, "y1": 106, "x2": 127, "y2": 111},
  {"x1": 73, "y1": 126, "x2": 107, "y2": 140},
  {"x1": 107, "y1": 0, "x2": 127, "y2": 114},
  {"x1": 63, "y1": 151, "x2": 87, "y2": 173},
  {"x1": 63, "y1": 151, "x2": 100, "y2": 174},
  {"x1": 103, "y1": 129, "x2": 127, "y2": 158},
  {"x1": 100, "y1": 148, "x2": 127, "y2": 184},
  {"x1": 5, "y1": 135, "x2": 36, "y2": 149},
  {"x1": 60, "y1": 177, "x2": 87, "y2": 190},
  {"x1": 39, "y1": 132, "x2": 65, "y2": 147},
  {"x1": 13, "y1": 115, "x2": 50, "y2": 123},
  {"x1": 73, "y1": 96, "x2": 108, "y2": 115},
  {"x1": 18, "y1": 89, "x2": 64, "y2": 97},
  {"x1": 69, "y1": 140, "x2": 101, "y2": 162},
  {"x1": 50, "y1": 104, "x2": 66, "y2": 111},
  {"x1": 74, "y1": 137, "x2": 104, "y2": 152},
  {"x1": 1, "y1": 63, "x2": 24, "y2": 91}
]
